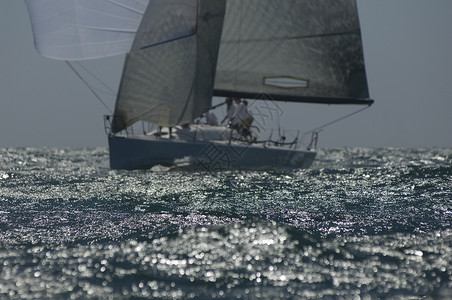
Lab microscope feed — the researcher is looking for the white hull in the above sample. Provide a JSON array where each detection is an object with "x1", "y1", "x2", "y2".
[{"x1": 108, "y1": 126, "x2": 316, "y2": 170}]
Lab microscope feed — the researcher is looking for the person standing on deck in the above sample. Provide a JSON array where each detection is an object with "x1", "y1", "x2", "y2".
[
  {"x1": 231, "y1": 97, "x2": 245, "y2": 130},
  {"x1": 240, "y1": 100, "x2": 254, "y2": 130},
  {"x1": 237, "y1": 100, "x2": 254, "y2": 141},
  {"x1": 221, "y1": 97, "x2": 235, "y2": 125}
]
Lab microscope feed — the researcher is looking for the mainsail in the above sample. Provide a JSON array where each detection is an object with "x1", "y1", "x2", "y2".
[
  {"x1": 214, "y1": 0, "x2": 371, "y2": 105},
  {"x1": 25, "y1": 0, "x2": 373, "y2": 131}
]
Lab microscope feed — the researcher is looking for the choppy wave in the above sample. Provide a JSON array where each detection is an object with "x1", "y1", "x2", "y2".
[{"x1": 0, "y1": 147, "x2": 451, "y2": 299}]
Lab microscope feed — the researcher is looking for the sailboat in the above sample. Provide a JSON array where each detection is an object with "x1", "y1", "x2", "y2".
[{"x1": 25, "y1": 0, "x2": 373, "y2": 170}]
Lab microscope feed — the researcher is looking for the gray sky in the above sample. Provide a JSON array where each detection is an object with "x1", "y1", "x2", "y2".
[{"x1": 1, "y1": 1, "x2": 451, "y2": 148}]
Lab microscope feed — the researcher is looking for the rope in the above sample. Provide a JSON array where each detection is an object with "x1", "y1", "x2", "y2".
[
  {"x1": 73, "y1": 61, "x2": 116, "y2": 96},
  {"x1": 297, "y1": 105, "x2": 371, "y2": 148},
  {"x1": 307, "y1": 105, "x2": 371, "y2": 134},
  {"x1": 65, "y1": 61, "x2": 113, "y2": 113}
]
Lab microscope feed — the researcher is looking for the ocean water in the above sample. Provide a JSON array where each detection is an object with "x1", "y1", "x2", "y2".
[{"x1": 0, "y1": 147, "x2": 451, "y2": 299}]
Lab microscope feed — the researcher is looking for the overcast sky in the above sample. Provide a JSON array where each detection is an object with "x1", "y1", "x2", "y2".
[{"x1": 1, "y1": 1, "x2": 451, "y2": 148}]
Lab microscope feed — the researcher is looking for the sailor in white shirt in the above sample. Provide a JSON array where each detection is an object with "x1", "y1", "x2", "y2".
[
  {"x1": 221, "y1": 97, "x2": 236, "y2": 125},
  {"x1": 231, "y1": 97, "x2": 245, "y2": 129}
]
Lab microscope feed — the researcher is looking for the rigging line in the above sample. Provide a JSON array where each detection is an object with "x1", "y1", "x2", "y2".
[
  {"x1": 74, "y1": 61, "x2": 116, "y2": 96},
  {"x1": 306, "y1": 106, "x2": 371, "y2": 134},
  {"x1": 65, "y1": 61, "x2": 113, "y2": 113}
]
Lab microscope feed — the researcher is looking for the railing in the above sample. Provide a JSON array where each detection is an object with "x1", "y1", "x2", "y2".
[
  {"x1": 104, "y1": 115, "x2": 317, "y2": 151},
  {"x1": 104, "y1": 115, "x2": 134, "y2": 136},
  {"x1": 104, "y1": 115, "x2": 138, "y2": 137},
  {"x1": 307, "y1": 131, "x2": 320, "y2": 151},
  {"x1": 103, "y1": 115, "x2": 112, "y2": 136}
]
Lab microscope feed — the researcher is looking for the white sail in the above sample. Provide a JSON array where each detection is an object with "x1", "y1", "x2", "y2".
[
  {"x1": 214, "y1": 0, "x2": 370, "y2": 104},
  {"x1": 112, "y1": 0, "x2": 226, "y2": 131},
  {"x1": 25, "y1": 0, "x2": 149, "y2": 60}
]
